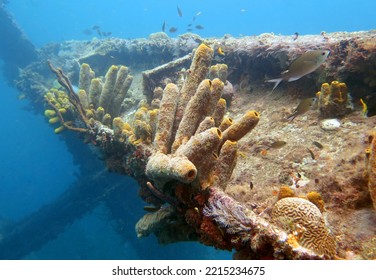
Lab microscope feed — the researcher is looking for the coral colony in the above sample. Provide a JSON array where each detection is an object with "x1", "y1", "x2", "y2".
[{"x1": 9, "y1": 30, "x2": 376, "y2": 259}]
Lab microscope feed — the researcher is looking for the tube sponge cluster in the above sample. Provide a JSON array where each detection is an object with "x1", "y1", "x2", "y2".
[
  {"x1": 145, "y1": 44, "x2": 260, "y2": 192},
  {"x1": 316, "y1": 81, "x2": 353, "y2": 118},
  {"x1": 135, "y1": 44, "x2": 260, "y2": 246},
  {"x1": 44, "y1": 88, "x2": 73, "y2": 133},
  {"x1": 78, "y1": 63, "x2": 133, "y2": 126},
  {"x1": 112, "y1": 105, "x2": 158, "y2": 145}
]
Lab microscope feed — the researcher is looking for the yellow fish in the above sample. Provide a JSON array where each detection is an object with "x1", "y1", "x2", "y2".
[
  {"x1": 360, "y1": 98, "x2": 368, "y2": 116},
  {"x1": 217, "y1": 47, "x2": 225, "y2": 56},
  {"x1": 266, "y1": 50, "x2": 330, "y2": 91}
]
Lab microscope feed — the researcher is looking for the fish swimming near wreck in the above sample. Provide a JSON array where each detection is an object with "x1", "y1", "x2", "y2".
[
  {"x1": 287, "y1": 97, "x2": 316, "y2": 121},
  {"x1": 169, "y1": 27, "x2": 178, "y2": 33},
  {"x1": 269, "y1": 140, "x2": 287, "y2": 149},
  {"x1": 266, "y1": 50, "x2": 330, "y2": 91},
  {"x1": 177, "y1": 6, "x2": 183, "y2": 17}
]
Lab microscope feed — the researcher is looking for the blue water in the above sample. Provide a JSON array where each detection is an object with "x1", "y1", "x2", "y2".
[
  {"x1": 0, "y1": 0, "x2": 375, "y2": 260},
  {"x1": 6, "y1": 0, "x2": 376, "y2": 47}
]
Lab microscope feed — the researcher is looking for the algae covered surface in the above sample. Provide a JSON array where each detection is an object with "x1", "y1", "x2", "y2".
[{"x1": 5, "y1": 30, "x2": 376, "y2": 259}]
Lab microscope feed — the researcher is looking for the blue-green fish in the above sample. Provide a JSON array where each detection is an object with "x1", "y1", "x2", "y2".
[
  {"x1": 287, "y1": 97, "x2": 316, "y2": 121},
  {"x1": 266, "y1": 50, "x2": 330, "y2": 91}
]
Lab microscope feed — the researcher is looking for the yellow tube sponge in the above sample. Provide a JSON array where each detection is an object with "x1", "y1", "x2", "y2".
[
  {"x1": 112, "y1": 117, "x2": 133, "y2": 142},
  {"x1": 219, "y1": 117, "x2": 233, "y2": 131},
  {"x1": 111, "y1": 66, "x2": 132, "y2": 116},
  {"x1": 205, "y1": 78, "x2": 224, "y2": 117},
  {"x1": 99, "y1": 65, "x2": 118, "y2": 109},
  {"x1": 146, "y1": 152, "x2": 197, "y2": 186},
  {"x1": 102, "y1": 113, "x2": 112, "y2": 127},
  {"x1": 44, "y1": 109, "x2": 56, "y2": 118},
  {"x1": 113, "y1": 66, "x2": 130, "y2": 95},
  {"x1": 134, "y1": 120, "x2": 152, "y2": 144},
  {"x1": 221, "y1": 110, "x2": 260, "y2": 143},
  {"x1": 134, "y1": 106, "x2": 148, "y2": 121},
  {"x1": 329, "y1": 81, "x2": 347, "y2": 103},
  {"x1": 54, "y1": 126, "x2": 65, "y2": 134},
  {"x1": 195, "y1": 116, "x2": 215, "y2": 134},
  {"x1": 213, "y1": 140, "x2": 238, "y2": 190},
  {"x1": 172, "y1": 79, "x2": 212, "y2": 151},
  {"x1": 95, "y1": 107, "x2": 105, "y2": 122},
  {"x1": 112, "y1": 117, "x2": 125, "y2": 136},
  {"x1": 154, "y1": 83, "x2": 180, "y2": 154},
  {"x1": 48, "y1": 117, "x2": 60, "y2": 124},
  {"x1": 148, "y1": 109, "x2": 159, "y2": 139},
  {"x1": 271, "y1": 197, "x2": 336, "y2": 257},
  {"x1": 320, "y1": 82, "x2": 331, "y2": 100},
  {"x1": 176, "y1": 127, "x2": 222, "y2": 168},
  {"x1": 174, "y1": 44, "x2": 214, "y2": 130},
  {"x1": 78, "y1": 89, "x2": 89, "y2": 109},
  {"x1": 79, "y1": 63, "x2": 94, "y2": 95},
  {"x1": 212, "y1": 98, "x2": 227, "y2": 126},
  {"x1": 88, "y1": 78, "x2": 102, "y2": 108},
  {"x1": 317, "y1": 81, "x2": 352, "y2": 118},
  {"x1": 112, "y1": 74, "x2": 133, "y2": 114}
]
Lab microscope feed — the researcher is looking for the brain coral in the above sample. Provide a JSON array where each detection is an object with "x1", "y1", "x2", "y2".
[{"x1": 271, "y1": 197, "x2": 336, "y2": 258}]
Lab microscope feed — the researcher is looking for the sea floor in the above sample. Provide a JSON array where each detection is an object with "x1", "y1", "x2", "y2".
[{"x1": 221, "y1": 82, "x2": 376, "y2": 259}]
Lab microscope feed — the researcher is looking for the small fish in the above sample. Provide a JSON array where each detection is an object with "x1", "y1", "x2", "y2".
[
  {"x1": 187, "y1": 23, "x2": 192, "y2": 27},
  {"x1": 269, "y1": 140, "x2": 287, "y2": 149},
  {"x1": 169, "y1": 27, "x2": 178, "y2": 33},
  {"x1": 92, "y1": 25, "x2": 100, "y2": 30},
  {"x1": 266, "y1": 50, "x2": 330, "y2": 91},
  {"x1": 143, "y1": 205, "x2": 161, "y2": 212},
  {"x1": 162, "y1": 21, "x2": 166, "y2": 32},
  {"x1": 177, "y1": 6, "x2": 183, "y2": 17},
  {"x1": 360, "y1": 98, "x2": 368, "y2": 116},
  {"x1": 287, "y1": 97, "x2": 316, "y2": 121},
  {"x1": 250, "y1": 181, "x2": 254, "y2": 190},
  {"x1": 17, "y1": 93, "x2": 26, "y2": 100},
  {"x1": 82, "y1": 29, "x2": 92, "y2": 36},
  {"x1": 193, "y1": 11, "x2": 201, "y2": 21},
  {"x1": 293, "y1": 32, "x2": 299, "y2": 41},
  {"x1": 307, "y1": 148, "x2": 315, "y2": 160},
  {"x1": 186, "y1": 28, "x2": 193, "y2": 32},
  {"x1": 95, "y1": 29, "x2": 103, "y2": 37},
  {"x1": 312, "y1": 141, "x2": 324, "y2": 149},
  {"x1": 102, "y1": 31, "x2": 112, "y2": 37},
  {"x1": 217, "y1": 47, "x2": 225, "y2": 56},
  {"x1": 195, "y1": 25, "x2": 204, "y2": 30}
]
